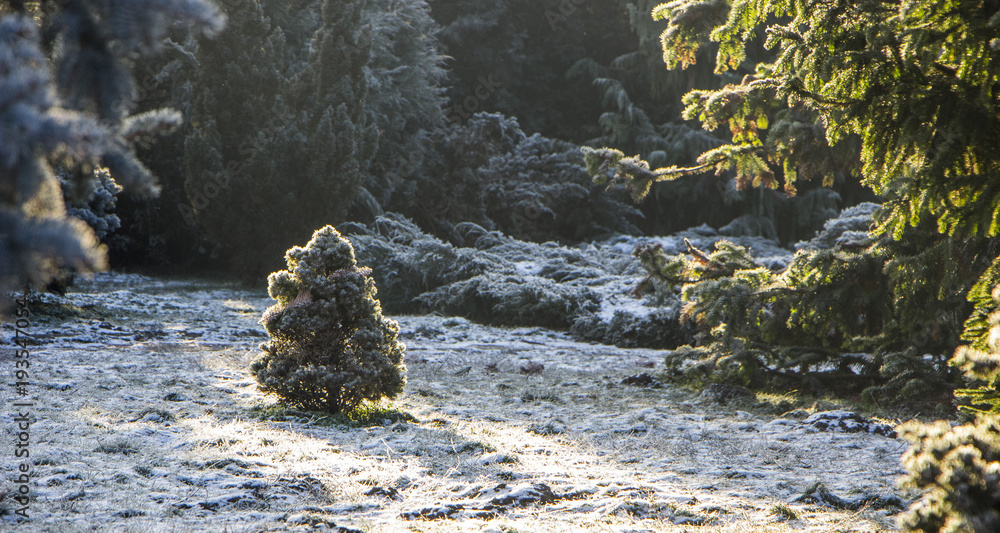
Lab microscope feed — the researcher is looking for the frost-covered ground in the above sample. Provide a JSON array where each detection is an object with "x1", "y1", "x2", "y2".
[{"x1": 1, "y1": 272, "x2": 912, "y2": 532}]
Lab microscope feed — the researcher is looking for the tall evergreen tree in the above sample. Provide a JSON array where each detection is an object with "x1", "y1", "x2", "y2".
[
  {"x1": 183, "y1": 0, "x2": 374, "y2": 277},
  {"x1": 569, "y1": 0, "x2": 860, "y2": 240},
  {"x1": 583, "y1": 1, "x2": 866, "y2": 236},
  {"x1": 429, "y1": 0, "x2": 632, "y2": 140},
  {"x1": 585, "y1": 0, "x2": 997, "y2": 235},
  {"x1": 582, "y1": 1, "x2": 1000, "y2": 528},
  {"x1": 0, "y1": 1, "x2": 222, "y2": 302},
  {"x1": 356, "y1": 0, "x2": 447, "y2": 220},
  {"x1": 118, "y1": 0, "x2": 445, "y2": 274}
]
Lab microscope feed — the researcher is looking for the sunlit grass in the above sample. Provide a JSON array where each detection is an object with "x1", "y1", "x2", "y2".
[
  {"x1": 769, "y1": 503, "x2": 798, "y2": 521},
  {"x1": 221, "y1": 298, "x2": 259, "y2": 314},
  {"x1": 23, "y1": 273, "x2": 906, "y2": 532},
  {"x1": 754, "y1": 390, "x2": 810, "y2": 415}
]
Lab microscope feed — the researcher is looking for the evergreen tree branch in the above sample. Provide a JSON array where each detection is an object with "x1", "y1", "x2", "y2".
[
  {"x1": 779, "y1": 78, "x2": 859, "y2": 108},
  {"x1": 582, "y1": 146, "x2": 716, "y2": 202}
]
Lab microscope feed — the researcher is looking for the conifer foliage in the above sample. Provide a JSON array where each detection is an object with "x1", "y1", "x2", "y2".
[
  {"x1": 252, "y1": 226, "x2": 406, "y2": 414},
  {"x1": 596, "y1": 1, "x2": 1000, "y2": 530},
  {"x1": 898, "y1": 415, "x2": 1000, "y2": 533},
  {"x1": 361, "y1": 0, "x2": 447, "y2": 216},
  {"x1": 649, "y1": 204, "x2": 976, "y2": 399},
  {"x1": 0, "y1": 1, "x2": 222, "y2": 300},
  {"x1": 59, "y1": 168, "x2": 123, "y2": 242},
  {"x1": 588, "y1": 0, "x2": 1000, "y2": 244},
  {"x1": 179, "y1": 0, "x2": 448, "y2": 276},
  {"x1": 183, "y1": 0, "x2": 374, "y2": 277},
  {"x1": 388, "y1": 112, "x2": 641, "y2": 244},
  {"x1": 583, "y1": 0, "x2": 1000, "y2": 383},
  {"x1": 900, "y1": 286, "x2": 1000, "y2": 531}
]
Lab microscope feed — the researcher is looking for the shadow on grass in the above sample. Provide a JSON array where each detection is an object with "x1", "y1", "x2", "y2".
[{"x1": 246, "y1": 401, "x2": 418, "y2": 428}]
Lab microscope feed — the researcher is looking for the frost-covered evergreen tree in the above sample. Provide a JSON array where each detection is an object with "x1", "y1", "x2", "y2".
[
  {"x1": 388, "y1": 112, "x2": 524, "y2": 239},
  {"x1": 648, "y1": 204, "x2": 976, "y2": 400},
  {"x1": 59, "y1": 167, "x2": 123, "y2": 242},
  {"x1": 0, "y1": 1, "x2": 222, "y2": 302},
  {"x1": 387, "y1": 112, "x2": 641, "y2": 244},
  {"x1": 359, "y1": 0, "x2": 447, "y2": 219},
  {"x1": 110, "y1": 0, "x2": 443, "y2": 269},
  {"x1": 480, "y1": 134, "x2": 642, "y2": 242},
  {"x1": 178, "y1": 0, "x2": 447, "y2": 276},
  {"x1": 183, "y1": 0, "x2": 373, "y2": 277},
  {"x1": 252, "y1": 225, "x2": 406, "y2": 414}
]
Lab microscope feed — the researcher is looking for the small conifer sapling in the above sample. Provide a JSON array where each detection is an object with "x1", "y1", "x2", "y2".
[{"x1": 252, "y1": 226, "x2": 406, "y2": 414}]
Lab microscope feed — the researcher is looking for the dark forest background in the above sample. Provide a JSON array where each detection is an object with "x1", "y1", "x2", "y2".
[{"x1": 107, "y1": 0, "x2": 873, "y2": 278}]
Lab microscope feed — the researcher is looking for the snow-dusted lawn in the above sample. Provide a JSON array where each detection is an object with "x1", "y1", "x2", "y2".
[{"x1": 1, "y1": 272, "x2": 908, "y2": 532}]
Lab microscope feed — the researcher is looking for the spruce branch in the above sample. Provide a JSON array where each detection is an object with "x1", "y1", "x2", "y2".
[
  {"x1": 582, "y1": 146, "x2": 714, "y2": 202},
  {"x1": 779, "y1": 78, "x2": 858, "y2": 108}
]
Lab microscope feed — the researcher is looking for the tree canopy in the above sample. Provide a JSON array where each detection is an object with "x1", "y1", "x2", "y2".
[
  {"x1": 582, "y1": 2, "x2": 1000, "y2": 528},
  {"x1": 0, "y1": 0, "x2": 223, "y2": 302},
  {"x1": 585, "y1": 0, "x2": 1000, "y2": 398},
  {"x1": 587, "y1": 0, "x2": 1000, "y2": 244}
]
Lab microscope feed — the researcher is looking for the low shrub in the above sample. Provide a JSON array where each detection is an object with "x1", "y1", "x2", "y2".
[
  {"x1": 251, "y1": 226, "x2": 406, "y2": 414},
  {"x1": 416, "y1": 272, "x2": 600, "y2": 329},
  {"x1": 899, "y1": 415, "x2": 1000, "y2": 532},
  {"x1": 649, "y1": 204, "x2": 975, "y2": 400}
]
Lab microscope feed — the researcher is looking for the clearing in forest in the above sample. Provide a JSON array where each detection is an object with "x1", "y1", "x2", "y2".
[{"x1": 1, "y1": 273, "x2": 908, "y2": 532}]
